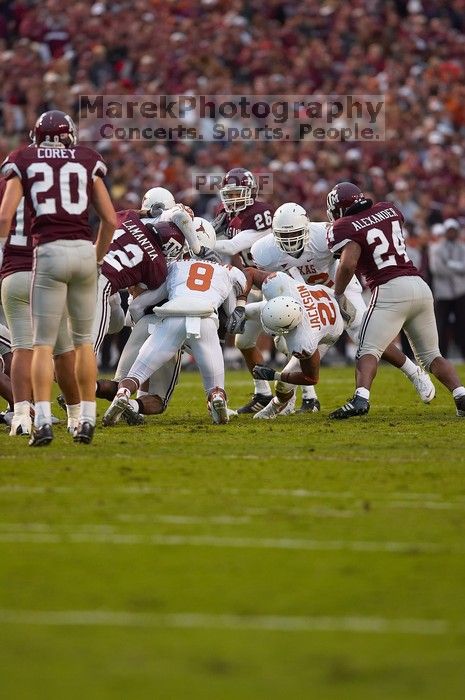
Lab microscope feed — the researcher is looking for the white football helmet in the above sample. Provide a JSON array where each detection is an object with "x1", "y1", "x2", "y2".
[
  {"x1": 272, "y1": 203, "x2": 310, "y2": 256},
  {"x1": 193, "y1": 217, "x2": 216, "y2": 249},
  {"x1": 141, "y1": 187, "x2": 175, "y2": 214},
  {"x1": 261, "y1": 296, "x2": 303, "y2": 335},
  {"x1": 262, "y1": 271, "x2": 297, "y2": 301}
]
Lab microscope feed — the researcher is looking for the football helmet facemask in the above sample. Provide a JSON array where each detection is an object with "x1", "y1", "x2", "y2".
[
  {"x1": 220, "y1": 168, "x2": 257, "y2": 214},
  {"x1": 272, "y1": 203, "x2": 310, "y2": 256}
]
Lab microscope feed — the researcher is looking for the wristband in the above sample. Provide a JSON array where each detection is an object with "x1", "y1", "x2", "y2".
[{"x1": 236, "y1": 298, "x2": 246, "y2": 307}]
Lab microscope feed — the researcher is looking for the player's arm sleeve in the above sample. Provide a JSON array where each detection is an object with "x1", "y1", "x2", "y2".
[
  {"x1": 215, "y1": 228, "x2": 268, "y2": 256},
  {"x1": 287, "y1": 266, "x2": 306, "y2": 283},
  {"x1": 128, "y1": 283, "x2": 168, "y2": 323}
]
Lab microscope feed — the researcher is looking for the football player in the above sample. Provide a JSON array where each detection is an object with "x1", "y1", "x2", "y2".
[
  {"x1": 325, "y1": 181, "x2": 465, "y2": 418},
  {"x1": 93, "y1": 191, "x2": 200, "y2": 353},
  {"x1": 241, "y1": 271, "x2": 345, "y2": 419},
  {"x1": 250, "y1": 202, "x2": 435, "y2": 414},
  {"x1": 97, "y1": 218, "x2": 216, "y2": 424},
  {"x1": 103, "y1": 242, "x2": 248, "y2": 426},
  {"x1": 0, "y1": 110, "x2": 116, "y2": 445},
  {"x1": 0, "y1": 172, "x2": 92, "y2": 437},
  {"x1": 212, "y1": 168, "x2": 275, "y2": 414}
]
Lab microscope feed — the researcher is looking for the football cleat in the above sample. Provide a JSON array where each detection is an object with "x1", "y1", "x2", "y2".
[
  {"x1": 208, "y1": 387, "x2": 229, "y2": 425},
  {"x1": 9, "y1": 415, "x2": 32, "y2": 436},
  {"x1": 409, "y1": 367, "x2": 435, "y2": 403},
  {"x1": 102, "y1": 392, "x2": 130, "y2": 426},
  {"x1": 254, "y1": 396, "x2": 293, "y2": 420},
  {"x1": 297, "y1": 398, "x2": 321, "y2": 413},
  {"x1": 29, "y1": 424, "x2": 53, "y2": 447},
  {"x1": 237, "y1": 393, "x2": 272, "y2": 414},
  {"x1": 122, "y1": 403, "x2": 145, "y2": 426},
  {"x1": 455, "y1": 395, "x2": 465, "y2": 417},
  {"x1": 329, "y1": 394, "x2": 370, "y2": 420},
  {"x1": 73, "y1": 422, "x2": 95, "y2": 444}
]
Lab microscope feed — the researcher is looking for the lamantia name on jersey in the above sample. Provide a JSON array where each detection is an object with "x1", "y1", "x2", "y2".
[
  {"x1": 36, "y1": 148, "x2": 77, "y2": 160},
  {"x1": 351, "y1": 207, "x2": 397, "y2": 231},
  {"x1": 120, "y1": 221, "x2": 159, "y2": 261}
]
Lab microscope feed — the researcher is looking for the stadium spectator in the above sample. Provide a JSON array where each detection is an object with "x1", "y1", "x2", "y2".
[{"x1": 429, "y1": 218, "x2": 465, "y2": 359}]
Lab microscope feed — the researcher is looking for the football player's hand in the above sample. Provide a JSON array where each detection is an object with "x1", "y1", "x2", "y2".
[
  {"x1": 252, "y1": 365, "x2": 276, "y2": 381},
  {"x1": 174, "y1": 203, "x2": 194, "y2": 219},
  {"x1": 226, "y1": 306, "x2": 246, "y2": 334},
  {"x1": 211, "y1": 210, "x2": 228, "y2": 235},
  {"x1": 335, "y1": 293, "x2": 356, "y2": 325}
]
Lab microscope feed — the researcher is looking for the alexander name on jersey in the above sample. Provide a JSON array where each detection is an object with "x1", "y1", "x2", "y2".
[{"x1": 350, "y1": 206, "x2": 399, "y2": 231}]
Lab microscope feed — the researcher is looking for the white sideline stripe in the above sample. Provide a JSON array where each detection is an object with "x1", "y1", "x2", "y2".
[
  {"x1": 117, "y1": 514, "x2": 251, "y2": 525},
  {"x1": 1, "y1": 485, "x2": 464, "y2": 510},
  {"x1": 0, "y1": 531, "x2": 455, "y2": 553},
  {"x1": 0, "y1": 609, "x2": 449, "y2": 635}
]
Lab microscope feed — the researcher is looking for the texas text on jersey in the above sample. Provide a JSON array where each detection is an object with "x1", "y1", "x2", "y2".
[
  {"x1": 1, "y1": 144, "x2": 107, "y2": 246},
  {"x1": 101, "y1": 210, "x2": 168, "y2": 294},
  {"x1": 327, "y1": 202, "x2": 417, "y2": 290},
  {"x1": 251, "y1": 222, "x2": 336, "y2": 287},
  {"x1": 0, "y1": 178, "x2": 33, "y2": 279}
]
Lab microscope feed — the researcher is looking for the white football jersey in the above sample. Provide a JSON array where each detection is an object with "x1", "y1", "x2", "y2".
[
  {"x1": 167, "y1": 260, "x2": 246, "y2": 309},
  {"x1": 251, "y1": 222, "x2": 362, "y2": 292},
  {"x1": 262, "y1": 272, "x2": 344, "y2": 357}
]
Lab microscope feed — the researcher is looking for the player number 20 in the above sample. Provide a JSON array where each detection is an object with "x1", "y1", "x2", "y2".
[
  {"x1": 186, "y1": 263, "x2": 214, "y2": 291},
  {"x1": 26, "y1": 162, "x2": 88, "y2": 216}
]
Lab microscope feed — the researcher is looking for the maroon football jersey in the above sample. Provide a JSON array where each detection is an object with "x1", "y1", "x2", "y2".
[
  {"x1": 1, "y1": 144, "x2": 107, "y2": 247},
  {"x1": 224, "y1": 200, "x2": 274, "y2": 266},
  {"x1": 0, "y1": 178, "x2": 33, "y2": 279},
  {"x1": 101, "y1": 210, "x2": 168, "y2": 294},
  {"x1": 327, "y1": 202, "x2": 418, "y2": 290}
]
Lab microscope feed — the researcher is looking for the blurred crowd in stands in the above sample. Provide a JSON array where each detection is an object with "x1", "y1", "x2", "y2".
[{"x1": 1, "y1": 0, "x2": 465, "y2": 359}]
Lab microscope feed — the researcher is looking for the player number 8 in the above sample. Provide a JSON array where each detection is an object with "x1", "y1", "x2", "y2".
[{"x1": 186, "y1": 262, "x2": 214, "y2": 292}]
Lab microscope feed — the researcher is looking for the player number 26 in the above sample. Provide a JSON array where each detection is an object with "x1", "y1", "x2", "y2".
[{"x1": 254, "y1": 211, "x2": 273, "y2": 230}]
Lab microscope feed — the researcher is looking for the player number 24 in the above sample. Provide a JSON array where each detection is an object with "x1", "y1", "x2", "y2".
[{"x1": 367, "y1": 221, "x2": 410, "y2": 270}]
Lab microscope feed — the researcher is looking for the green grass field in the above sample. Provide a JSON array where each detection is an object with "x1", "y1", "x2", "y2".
[{"x1": 1, "y1": 365, "x2": 465, "y2": 699}]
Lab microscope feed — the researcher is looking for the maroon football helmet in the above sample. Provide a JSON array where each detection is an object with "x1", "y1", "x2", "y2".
[
  {"x1": 220, "y1": 168, "x2": 257, "y2": 213},
  {"x1": 326, "y1": 182, "x2": 368, "y2": 221},
  {"x1": 31, "y1": 110, "x2": 77, "y2": 147},
  {"x1": 152, "y1": 221, "x2": 185, "y2": 260}
]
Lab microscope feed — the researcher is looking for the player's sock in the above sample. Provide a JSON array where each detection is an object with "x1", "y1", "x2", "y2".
[
  {"x1": 452, "y1": 387, "x2": 465, "y2": 399},
  {"x1": 14, "y1": 400, "x2": 31, "y2": 417},
  {"x1": 355, "y1": 387, "x2": 370, "y2": 400},
  {"x1": 66, "y1": 403, "x2": 80, "y2": 430},
  {"x1": 34, "y1": 401, "x2": 52, "y2": 428},
  {"x1": 253, "y1": 379, "x2": 272, "y2": 395},
  {"x1": 400, "y1": 357, "x2": 418, "y2": 378},
  {"x1": 302, "y1": 385, "x2": 317, "y2": 400},
  {"x1": 80, "y1": 401, "x2": 96, "y2": 427}
]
